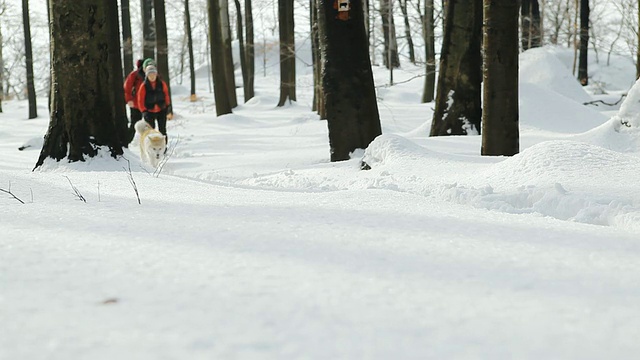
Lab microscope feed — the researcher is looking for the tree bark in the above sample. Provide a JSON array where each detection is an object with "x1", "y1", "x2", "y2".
[
  {"x1": 521, "y1": 0, "x2": 541, "y2": 50},
  {"x1": 184, "y1": 0, "x2": 197, "y2": 100},
  {"x1": 318, "y1": 0, "x2": 382, "y2": 161},
  {"x1": 121, "y1": 0, "x2": 134, "y2": 74},
  {"x1": 36, "y1": 0, "x2": 128, "y2": 168},
  {"x1": 399, "y1": 0, "x2": 415, "y2": 64},
  {"x1": 154, "y1": 0, "x2": 172, "y2": 108},
  {"x1": 234, "y1": 0, "x2": 249, "y2": 102},
  {"x1": 577, "y1": 0, "x2": 588, "y2": 85},
  {"x1": 430, "y1": 0, "x2": 482, "y2": 136},
  {"x1": 277, "y1": 0, "x2": 296, "y2": 106},
  {"x1": 207, "y1": 0, "x2": 233, "y2": 115},
  {"x1": 380, "y1": 0, "x2": 400, "y2": 68},
  {"x1": 481, "y1": 0, "x2": 519, "y2": 156},
  {"x1": 220, "y1": 0, "x2": 238, "y2": 107},
  {"x1": 22, "y1": 0, "x2": 37, "y2": 119},
  {"x1": 245, "y1": 0, "x2": 255, "y2": 100},
  {"x1": 421, "y1": 0, "x2": 435, "y2": 103},
  {"x1": 311, "y1": 0, "x2": 325, "y2": 118},
  {"x1": 141, "y1": 0, "x2": 155, "y2": 60}
]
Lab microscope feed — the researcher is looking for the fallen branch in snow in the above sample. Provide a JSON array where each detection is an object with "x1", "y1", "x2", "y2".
[
  {"x1": 0, "y1": 182, "x2": 25, "y2": 204},
  {"x1": 63, "y1": 176, "x2": 87, "y2": 203},
  {"x1": 123, "y1": 159, "x2": 141, "y2": 205},
  {"x1": 583, "y1": 93, "x2": 627, "y2": 107},
  {"x1": 153, "y1": 135, "x2": 180, "y2": 178}
]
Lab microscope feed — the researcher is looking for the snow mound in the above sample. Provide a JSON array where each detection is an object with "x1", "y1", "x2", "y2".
[
  {"x1": 520, "y1": 83, "x2": 606, "y2": 133},
  {"x1": 520, "y1": 47, "x2": 592, "y2": 104},
  {"x1": 576, "y1": 78, "x2": 640, "y2": 152}
]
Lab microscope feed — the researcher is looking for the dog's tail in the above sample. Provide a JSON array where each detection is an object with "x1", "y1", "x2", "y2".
[{"x1": 134, "y1": 119, "x2": 152, "y2": 134}]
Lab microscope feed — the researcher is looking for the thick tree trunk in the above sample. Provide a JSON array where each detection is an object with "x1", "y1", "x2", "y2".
[
  {"x1": 121, "y1": 0, "x2": 134, "y2": 74},
  {"x1": 481, "y1": 0, "x2": 519, "y2": 156},
  {"x1": 154, "y1": 0, "x2": 172, "y2": 108},
  {"x1": 318, "y1": 0, "x2": 382, "y2": 161},
  {"x1": 577, "y1": 0, "x2": 588, "y2": 85},
  {"x1": 380, "y1": 0, "x2": 400, "y2": 68},
  {"x1": 22, "y1": 0, "x2": 37, "y2": 119},
  {"x1": 141, "y1": 0, "x2": 155, "y2": 60},
  {"x1": 184, "y1": 0, "x2": 196, "y2": 99},
  {"x1": 36, "y1": 0, "x2": 128, "y2": 168},
  {"x1": 245, "y1": 0, "x2": 255, "y2": 100},
  {"x1": 234, "y1": 0, "x2": 249, "y2": 102},
  {"x1": 207, "y1": 0, "x2": 233, "y2": 115},
  {"x1": 399, "y1": 0, "x2": 415, "y2": 64},
  {"x1": 277, "y1": 0, "x2": 296, "y2": 106},
  {"x1": 430, "y1": 0, "x2": 482, "y2": 136},
  {"x1": 421, "y1": 0, "x2": 436, "y2": 103},
  {"x1": 521, "y1": 0, "x2": 541, "y2": 50}
]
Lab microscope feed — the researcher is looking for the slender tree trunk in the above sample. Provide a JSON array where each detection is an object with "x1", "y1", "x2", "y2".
[
  {"x1": 482, "y1": 0, "x2": 519, "y2": 156},
  {"x1": 380, "y1": 0, "x2": 400, "y2": 68},
  {"x1": 245, "y1": 0, "x2": 255, "y2": 100},
  {"x1": 185, "y1": 0, "x2": 197, "y2": 100},
  {"x1": 36, "y1": 0, "x2": 128, "y2": 168},
  {"x1": 207, "y1": 0, "x2": 233, "y2": 115},
  {"x1": 577, "y1": 0, "x2": 588, "y2": 85},
  {"x1": 399, "y1": 0, "x2": 415, "y2": 64},
  {"x1": 234, "y1": 0, "x2": 249, "y2": 102},
  {"x1": 141, "y1": 0, "x2": 155, "y2": 59},
  {"x1": 421, "y1": 0, "x2": 435, "y2": 103},
  {"x1": 311, "y1": 0, "x2": 325, "y2": 117},
  {"x1": 154, "y1": 0, "x2": 172, "y2": 109},
  {"x1": 121, "y1": 0, "x2": 134, "y2": 74},
  {"x1": 430, "y1": 0, "x2": 482, "y2": 136},
  {"x1": 521, "y1": 0, "x2": 543, "y2": 50},
  {"x1": 277, "y1": 0, "x2": 296, "y2": 106},
  {"x1": 220, "y1": 0, "x2": 238, "y2": 107},
  {"x1": 22, "y1": 0, "x2": 37, "y2": 119},
  {"x1": 318, "y1": 0, "x2": 382, "y2": 161}
]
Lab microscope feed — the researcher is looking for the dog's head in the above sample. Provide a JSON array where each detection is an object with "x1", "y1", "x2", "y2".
[{"x1": 146, "y1": 134, "x2": 167, "y2": 160}]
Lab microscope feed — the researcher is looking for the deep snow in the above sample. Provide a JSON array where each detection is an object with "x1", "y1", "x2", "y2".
[{"x1": 1, "y1": 46, "x2": 640, "y2": 359}]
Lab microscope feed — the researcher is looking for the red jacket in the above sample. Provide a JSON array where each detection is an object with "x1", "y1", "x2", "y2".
[
  {"x1": 137, "y1": 80, "x2": 171, "y2": 113},
  {"x1": 123, "y1": 69, "x2": 145, "y2": 109}
]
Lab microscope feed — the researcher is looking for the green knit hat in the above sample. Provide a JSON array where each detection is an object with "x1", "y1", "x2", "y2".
[{"x1": 142, "y1": 58, "x2": 156, "y2": 69}]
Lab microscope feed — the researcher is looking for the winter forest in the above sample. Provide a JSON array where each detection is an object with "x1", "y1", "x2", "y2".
[{"x1": 2, "y1": 0, "x2": 640, "y2": 358}]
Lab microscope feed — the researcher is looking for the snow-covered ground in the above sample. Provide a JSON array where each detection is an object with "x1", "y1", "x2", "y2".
[{"x1": 2, "y1": 46, "x2": 640, "y2": 359}]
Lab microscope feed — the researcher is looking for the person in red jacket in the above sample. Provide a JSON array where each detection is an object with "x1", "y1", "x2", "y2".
[
  {"x1": 123, "y1": 59, "x2": 145, "y2": 142},
  {"x1": 137, "y1": 65, "x2": 171, "y2": 144}
]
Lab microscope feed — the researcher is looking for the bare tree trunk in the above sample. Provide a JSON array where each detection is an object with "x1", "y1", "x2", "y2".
[
  {"x1": 399, "y1": 0, "x2": 415, "y2": 64},
  {"x1": 121, "y1": 0, "x2": 134, "y2": 74},
  {"x1": 0, "y1": 12, "x2": 4, "y2": 113},
  {"x1": 482, "y1": 0, "x2": 519, "y2": 156},
  {"x1": 521, "y1": 0, "x2": 541, "y2": 50},
  {"x1": 577, "y1": 0, "x2": 588, "y2": 85},
  {"x1": 22, "y1": 0, "x2": 37, "y2": 119},
  {"x1": 317, "y1": 0, "x2": 382, "y2": 162},
  {"x1": 154, "y1": 0, "x2": 172, "y2": 110},
  {"x1": 234, "y1": 0, "x2": 249, "y2": 102},
  {"x1": 245, "y1": 0, "x2": 255, "y2": 100},
  {"x1": 36, "y1": 0, "x2": 128, "y2": 168},
  {"x1": 430, "y1": 0, "x2": 482, "y2": 136},
  {"x1": 184, "y1": 0, "x2": 196, "y2": 100},
  {"x1": 142, "y1": 0, "x2": 155, "y2": 60},
  {"x1": 380, "y1": 0, "x2": 400, "y2": 69},
  {"x1": 220, "y1": 0, "x2": 238, "y2": 107},
  {"x1": 277, "y1": 0, "x2": 296, "y2": 106},
  {"x1": 421, "y1": 0, "x2": 435, "y2": 103},
  {"x1": 207, "y1": 0, "x2": 233, "y2": 115},
  {"x1": 311, "y1": 0, "x2": 325, "y2": 118}
]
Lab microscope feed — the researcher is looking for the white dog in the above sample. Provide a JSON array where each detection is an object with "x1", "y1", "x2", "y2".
[{"x1": 135, "y1": 120, "x2": 166, "y2": 168}]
